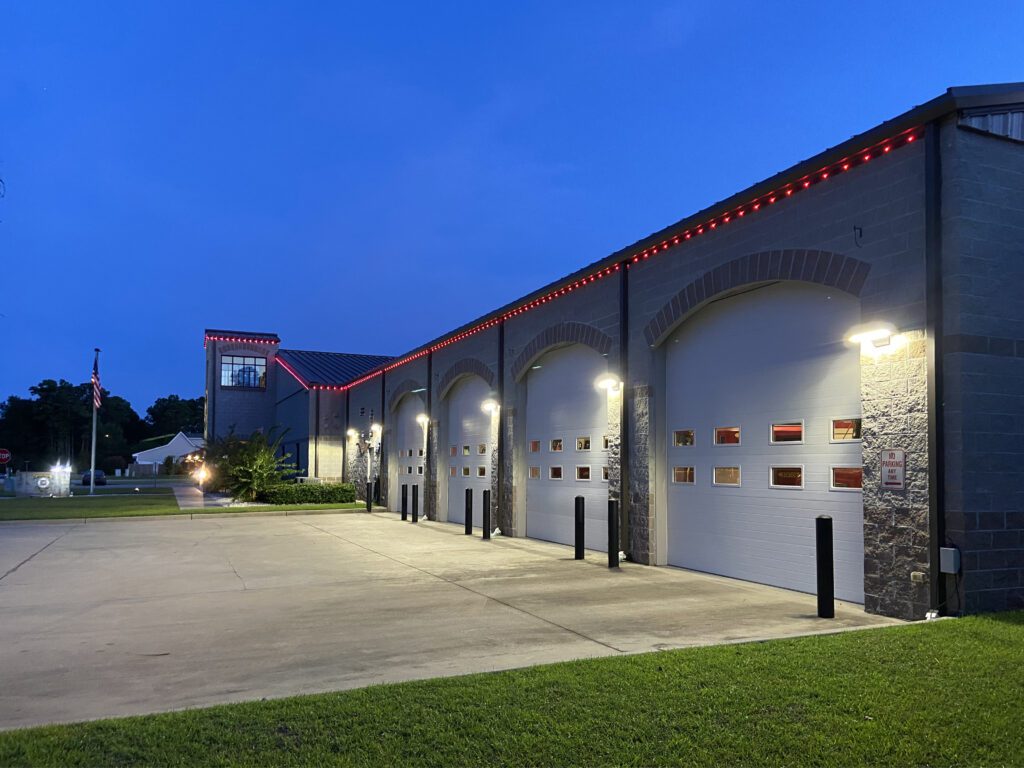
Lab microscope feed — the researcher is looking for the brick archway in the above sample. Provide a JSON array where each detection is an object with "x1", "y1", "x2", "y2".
[
  {"x1": 438, "y1": 358, "x2": 496, "y2": 400},
  {"x1": 642, "y1": 249, "x2": 870, "y2": 347},
  {"x1": 511, "y1": 321, "x2": 614, "y2": 381},
  {"x1": 388, "y1": 378, "x2": 426, "y2": 413}
]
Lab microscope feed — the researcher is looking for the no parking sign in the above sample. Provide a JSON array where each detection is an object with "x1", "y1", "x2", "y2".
[{"x1": 881, "y1": 449, "x2": 906, "y2": 490}]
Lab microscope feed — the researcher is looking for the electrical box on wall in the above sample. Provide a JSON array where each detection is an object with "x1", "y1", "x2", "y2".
[{"x1": 939, "y1": 547, "x2": 961, "y2": 574}]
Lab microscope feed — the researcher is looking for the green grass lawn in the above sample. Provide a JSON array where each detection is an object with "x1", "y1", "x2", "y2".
[
  {"x1": 0, "y1": 494, "x2": 364, "y2": 521},
  {"x1": 1, "y1": 613, "x2": 1021, "y2": 767}
]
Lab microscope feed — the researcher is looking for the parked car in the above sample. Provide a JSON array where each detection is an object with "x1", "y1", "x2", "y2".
[{"x1": 80, "y1": 470, "x2": 107, "y2": 486}]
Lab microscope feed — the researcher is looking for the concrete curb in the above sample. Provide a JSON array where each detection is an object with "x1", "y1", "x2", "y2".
[{"x1": 0, "y1": 508, "x2": 380, "y2": 525}]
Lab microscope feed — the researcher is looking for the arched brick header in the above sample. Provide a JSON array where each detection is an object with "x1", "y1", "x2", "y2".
[
  {"x1": 511, "y1": 321, "x2": 614, "y2": 381},
  {"x1": 388, "y1": 378, "x2": 425, "y2": 413},
  {"x1": 642, "y1": 249, "x2": 871, "y2": 347},
  {"x1": 438, "y1": 357, "x2": 496, "y2": 400}
]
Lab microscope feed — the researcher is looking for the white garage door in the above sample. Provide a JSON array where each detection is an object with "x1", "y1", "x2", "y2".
[
  {"x1": 665, "y1": 281, "x2": 865, "y2": 602},
  {"x1": 526, "y1": 344, "x2": 610, "y2": 551},
  {"x1": 390, "y1": 394, "x2": 426, "y2": 514},
  {"x1": 446, "y1": 376, "x2": 491, "y2": 526}
]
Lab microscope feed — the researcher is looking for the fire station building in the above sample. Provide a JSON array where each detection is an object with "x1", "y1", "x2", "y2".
[{"x1": 205, "y1": 84, "x2": 1024, "y2": 621}]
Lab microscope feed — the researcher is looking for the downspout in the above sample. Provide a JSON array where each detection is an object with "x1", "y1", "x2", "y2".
[
  {"x1": 924, "y1": 120, "x2": 947, "y2": 615},
  {"x1": 497, "y1": 321, "x2": 506, "y2": 532},
  {"x1": 426, "y1": 350, "x2": 433, "y2": 519},
  {"x1": 314, "y1": 388, "x2": 321, "y2": 479},
  {"x1": 619, "y1": 264, "x2": 631, "y2": 557},
  {"x1": 343, "y1": 390, "x2": 350, "y2": 484}
]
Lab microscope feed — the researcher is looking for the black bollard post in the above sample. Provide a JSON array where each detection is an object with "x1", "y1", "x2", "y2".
[
  {"x1": 464, "y1": 488, "x2": 473, "y2": 535},
  {"x1": 365, "y1": 482, "x2": 372, "y2": 512},
  {"x1": 816, "y1": 515, "x2": 834, "y2": 618},
  {"x1": 412, "y1": 484, "x2": 419, "y2": 523},
  {"x1": 608, "y1": 499, "x2": 620, "y2": 568},
  {"x1": 482, "y1": 489, "x2": 491, "y2": 540},
  {"x1": 401, "y1": 484, "x2": 408, "y2": 521},
  {"x1": 574, "y1": 496, "x2": 585, "y2": 560}
]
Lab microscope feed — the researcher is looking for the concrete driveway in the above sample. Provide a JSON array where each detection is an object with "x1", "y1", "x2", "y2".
[{"x1": 0, "y1": 512, "x2": 898, "y2": 730}]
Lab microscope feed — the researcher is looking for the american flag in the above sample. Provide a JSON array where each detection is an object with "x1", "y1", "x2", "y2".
[{"x1": 91, "y1": 351, "x2": 102, "y2": 410}]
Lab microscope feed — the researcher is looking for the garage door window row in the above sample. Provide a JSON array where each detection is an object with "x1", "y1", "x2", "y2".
[
  {"x1": 448, "y1": 465, "x2": 488, "y2": 477},
  {"x1": 672, "y1": 464, "x2": 863, "y2": 490},
  {"x1": 450, "y1": 444, "x2": 488, "y2": 456},
  {"x1": 672, "y1": 418, "x2": 862, "y2": 449},
  {"x1": 529, "y1": 436, "x2": 610, "y2": 453},
  {"x1": 529, "y1": 465, "x2": 609, "y2": 481}
]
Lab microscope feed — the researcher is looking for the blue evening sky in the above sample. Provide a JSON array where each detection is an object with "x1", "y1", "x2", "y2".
[{"x1": 2, "y1": 1, "x2": 1022, "y2": 412}]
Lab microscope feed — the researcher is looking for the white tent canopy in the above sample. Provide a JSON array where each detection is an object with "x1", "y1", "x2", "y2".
[{"x1": 132, "y1": 432, "x2": 204, "y2": 466}]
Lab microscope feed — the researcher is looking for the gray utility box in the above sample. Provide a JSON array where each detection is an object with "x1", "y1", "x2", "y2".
[{"x1": 939, "y1": 547, "x2": 961, "y2": 575}]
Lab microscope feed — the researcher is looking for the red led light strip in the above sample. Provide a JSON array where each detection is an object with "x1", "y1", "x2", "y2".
[
  {"x1": 268, "y1": 128, "x2": 921, "y2": 392},
  {"x1": 275, "y1": 355, "x2": 310, "y2": 390},
  {"x1": 204, "y1": 334, "x2": 278, "y2": 348}
]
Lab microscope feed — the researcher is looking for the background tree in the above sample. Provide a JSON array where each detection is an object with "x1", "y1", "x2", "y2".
[
  {"x1": 0, "y1": 381, "x2": 198, "y2": 472},
  {"x1": 146, "y1": 395, "x2": 205, "y2": 436}
]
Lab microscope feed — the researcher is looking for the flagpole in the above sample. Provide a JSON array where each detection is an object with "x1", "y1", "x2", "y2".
[{"x1": 89, "y1": 348, "x2": 100, "y2": 495}]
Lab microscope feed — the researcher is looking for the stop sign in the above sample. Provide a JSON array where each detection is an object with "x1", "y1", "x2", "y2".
[{"x1": 0, "y1": 448, "x2": 10, "y2": 465}]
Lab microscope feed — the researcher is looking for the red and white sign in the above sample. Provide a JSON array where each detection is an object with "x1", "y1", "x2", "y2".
[
  {"x1": 881, "y1": 449, "x2": 906, "y2": 490},
  {"x1": 0, "y1": 448, "x2": 11, "y2": 465}
]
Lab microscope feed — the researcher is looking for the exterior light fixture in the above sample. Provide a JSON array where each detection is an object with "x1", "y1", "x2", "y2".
[
  {"x1": 848, "y1": 322, "x2": 906, "y2": 357},
  {"x1": 370, "y1": 423, "x2": 381, "y2": 433},
  {"x1": 416, "y1": 414, "x2": 429, "y2": 427},
  {"x1": 346, "y1": 429, "x2": 358, "y2": 438},
  {"x1": 594, "y1": 374, "x2": 622, "y2": 392},
  {"x1": 481, "y1": 398, "x2": 499, "y2": 414},
  {"x1": 848, "y1": 323, "x2": 896, "y2": 347}
]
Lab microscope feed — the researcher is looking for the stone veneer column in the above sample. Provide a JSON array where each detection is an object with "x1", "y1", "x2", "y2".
[
  {"x1": 425, "y1": 420, "x2": 438, "y2": 520},
  {"x1": 861, "y1": 329, "x2": 931, "y2": 619},
  {"x1": 629, "y1": 384, "x2": 652, "y2": 564},
  {"x1": 497, "y1": 408, "x2": 514, "y2": 536}
]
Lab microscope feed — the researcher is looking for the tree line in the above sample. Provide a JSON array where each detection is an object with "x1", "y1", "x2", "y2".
[{"x1": 0, "y1": 380, "x2": 204, "y2": 473}]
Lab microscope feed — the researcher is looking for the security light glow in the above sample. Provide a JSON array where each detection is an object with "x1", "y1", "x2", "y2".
[
  {"x1": 848, "y1": 324, "x2": 896, "y2": 346},
  {"x1": 594, "y1": 374, "x2": 621, "y2": 392},
  {"x1": 346, "y1": 428, "x2": 358, "y2": 438},
  {"x1": 371, "y1": 423, "x2": 381, "y2": 432},
  {"x1": 481, "y1": 398, "x2": 499, "y2": 414},
  {"x1": 415, "y1": 414, "x2": 429, "y2": 427}
]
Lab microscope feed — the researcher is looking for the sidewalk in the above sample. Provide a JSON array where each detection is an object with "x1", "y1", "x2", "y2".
[{"x1": 172, "y1": 486, "x2": 233, "y2": 510}]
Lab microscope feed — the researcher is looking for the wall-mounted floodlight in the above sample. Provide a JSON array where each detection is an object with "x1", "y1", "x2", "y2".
[
  {"x1": 848, "y1": 322, "x2": 896, "y2": 347},
  {"x1": 594, "y1": 374, "x2": 622, "y2": 392},
  {"x1": 415, "y1": 413, "x2": 429, "y2": 427},
  {"x1": 346, "y1": 428, "x2": 358, "y2": 438},
  {"x1": 848, "y1": 322, "x2": 906, "y2": 357},
  {"x1": 481, "y1": 398, "x2": 499, "y2": 414},
  {"x1": 371, "y1": 423, "x2": 382, "y2": 433}
]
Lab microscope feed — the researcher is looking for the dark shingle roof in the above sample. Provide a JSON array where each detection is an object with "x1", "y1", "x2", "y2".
[{"x1": 277, "y1": 349, "x2": 393, "y2": 387}]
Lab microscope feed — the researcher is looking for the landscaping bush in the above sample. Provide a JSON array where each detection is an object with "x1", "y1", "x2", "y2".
[{"x1": 256, "y1": 482, "x2": 356, "y2": 505}]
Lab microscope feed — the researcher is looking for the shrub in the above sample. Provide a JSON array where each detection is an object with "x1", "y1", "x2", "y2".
[{"x1": 256, "y1": 482, "x2": 356, "y2": 505}]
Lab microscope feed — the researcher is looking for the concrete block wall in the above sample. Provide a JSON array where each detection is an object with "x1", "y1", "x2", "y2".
[
  {"x1": 941, "y1": 117, "x2": 1024, "y2": 613},
  {"x1": 204, "y1": 339, "x2": 279, "y2": 442},
  {"x1": 431, "y1": 326, "x2": 501, "y2": 524},
  {"x1": 346, "y1": 377, "x2": 384, "y2": 501},
  {"x1": 225, "y1": 98, "x2": 1024, "y2": 622}
]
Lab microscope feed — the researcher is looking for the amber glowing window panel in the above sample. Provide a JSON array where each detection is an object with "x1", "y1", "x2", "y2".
[
  {"x1": 673, "y1": 430, "x2": 695, "y2": 447},
  {"x1": 770, "y1": 466, "x2": 803, "y2": 488},
  {"x1": 771, "y1": 422, "x2": 803, "y2": 443},
  {"x1": 832, "y1": 466, "x2": 863, "y2": 490},
  {"x1": 673, "y1": 466, "x2": 695, "y2": 484},
  {"x1": 832, "y1": 418, "x2": 862, "y2": 441},
  {"x1": 713, "y1": 466, "x2": 741, "y2": 486},
  {"x1": 715, "y1": 427, "x2": 740, "y2": 445}
]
